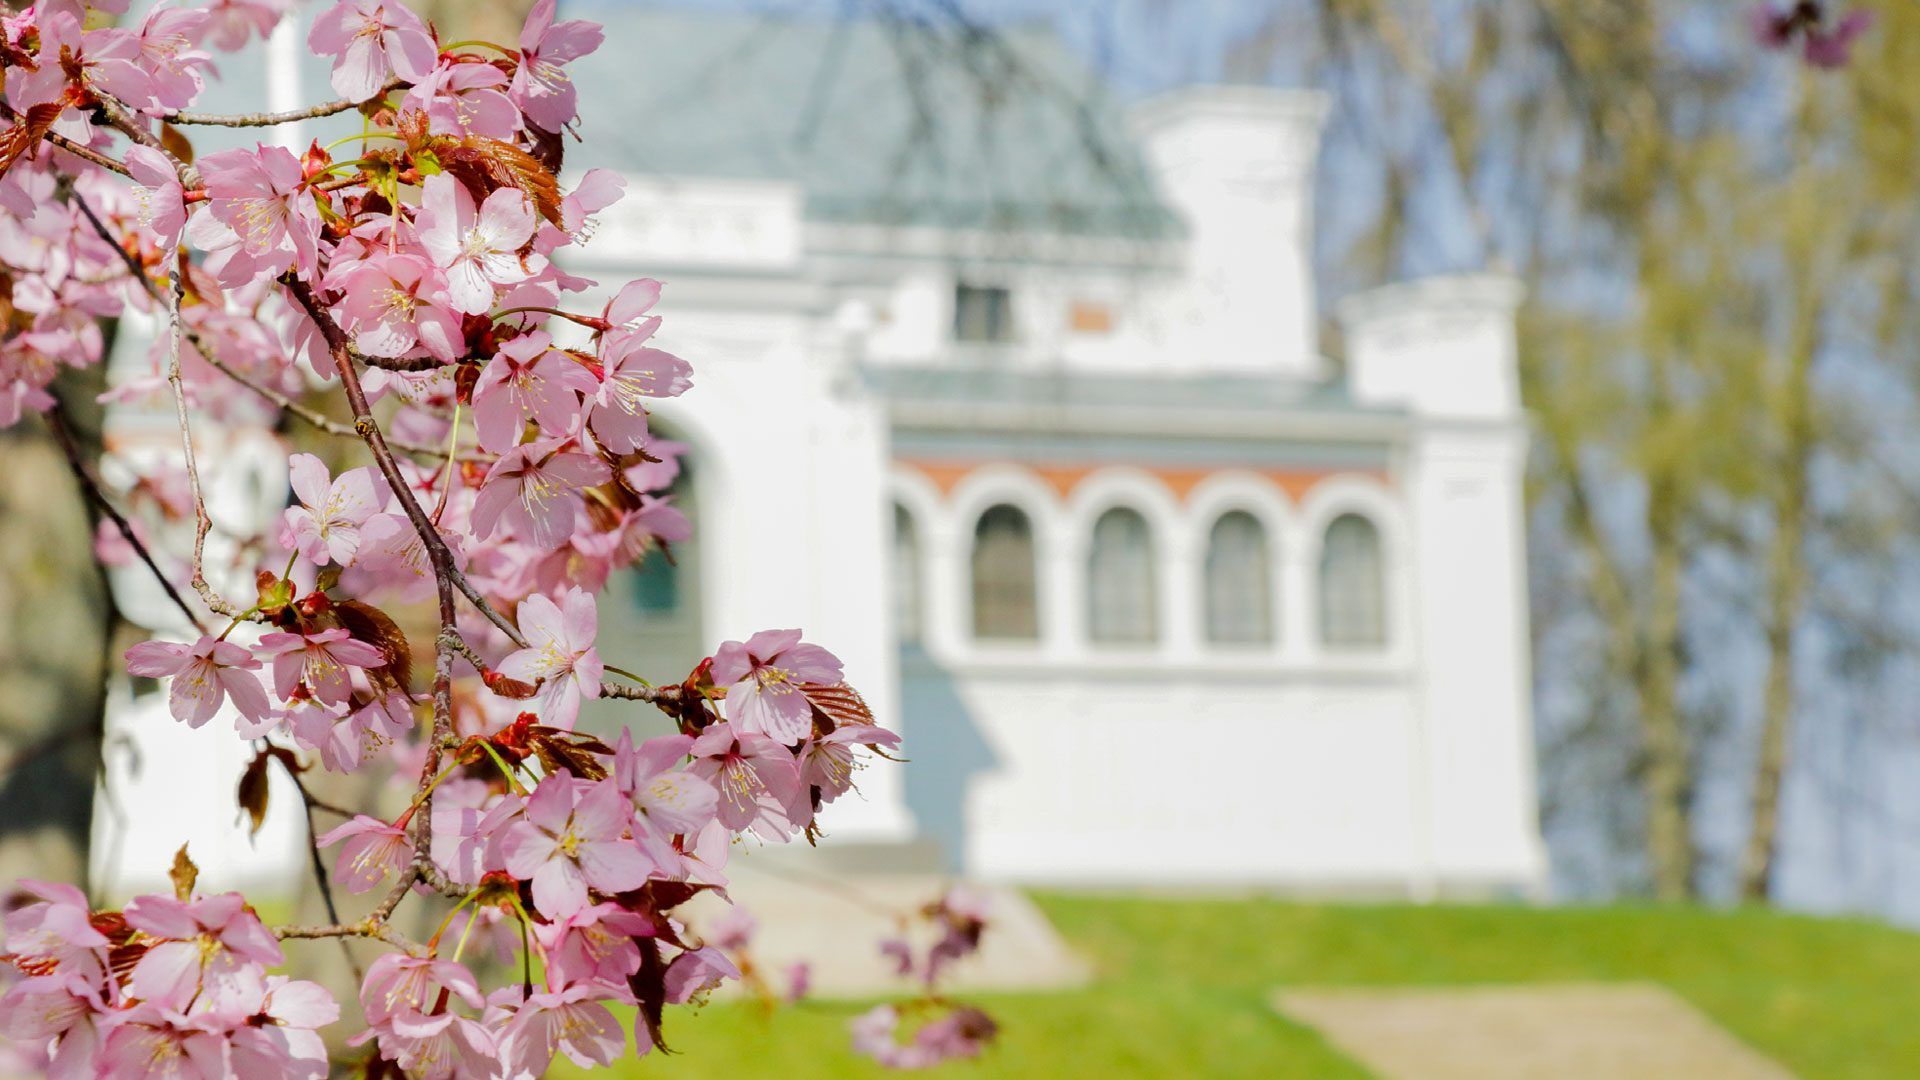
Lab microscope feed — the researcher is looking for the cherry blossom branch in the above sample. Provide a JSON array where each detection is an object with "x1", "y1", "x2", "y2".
[
  {"x1": 67, "y1": 191, "x2": 453, "y2": 461},
  {"x1": 283, "y1": 276, "x2": 529, "y2": 647},
  {"x1": 275, "y1": 921, "x2": 422, "y2": 954},
  {"x1": 602, "y1": 680, "x2": 674, "y2": 703},
  {"x1": 161, "y1": 79, "x2": 405, "y2": 128},
  {"x1": 0, "y1": 101, "x2": 132, "y2": 177},
  {"x1": 275, "y1": 753, "x2": 365, "y2": 984},
  {"x1": 93, "y1": 95, "x2": 201, "y2": 189},
  {"x1": 43, "y1": 396, "x2": 210, "y2": 636},
  {"x1": 354, "y1": 353, "x2": 453, "y2": 373}
]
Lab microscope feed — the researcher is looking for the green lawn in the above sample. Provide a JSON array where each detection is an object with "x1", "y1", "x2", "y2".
[{"x1": 562, "y1": 894, "x2": 1920, "y2": 1079}]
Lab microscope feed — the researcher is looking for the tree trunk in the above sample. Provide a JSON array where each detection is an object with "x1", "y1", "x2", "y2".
[
  {"x1": 1640, "y1": 468, "x2": 1694, "y2": 901},
  {"x1": 0, "y1": 363, "x2": 114, "y2": 895},
  {"x1": 1739, "y1": 280, "x2": 1820, "y2": 902}
]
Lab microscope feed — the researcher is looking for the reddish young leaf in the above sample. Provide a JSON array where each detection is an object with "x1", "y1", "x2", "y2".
[
  {"x1": 236, "y1": 751, "x2": 272, "y2": 838},
  {"x1": 802, "y1": 681, "x2": 876, "y2": 735},
  {"x1": 335, "y1": 599, "x2": 414, "y2": 692},
  {"x1": 168, "y1": 844, "x2": 198, "y2": 902}
]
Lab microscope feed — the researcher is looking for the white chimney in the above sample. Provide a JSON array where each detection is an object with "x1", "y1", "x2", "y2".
[
  {"x1": 1339, "y1": 273, "x2": 1524, "y2": 420},
  {"x1": 1128, "y1": 87, "x2": 1330, "y2": 377}
]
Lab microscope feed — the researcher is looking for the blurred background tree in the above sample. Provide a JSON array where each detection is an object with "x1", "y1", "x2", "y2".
[{"x1": 1306, "y1": 0, "x2": 1920, "y2": 903}]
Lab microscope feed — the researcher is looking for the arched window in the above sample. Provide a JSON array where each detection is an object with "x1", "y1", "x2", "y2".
[
  {"x1": 971, "y1": 505, "x2": 1038, "y2": 640},
  {"x1": 1320, "y1": 513, "x2": 1386, "y2": 647},
  {"x1": 1086, "y1": 507, "x2": 1157, "y2": 644},
  {"x1": 892, "y1": 504, "x2": 922, "y2": 645},
  {"x1": 1205, "y1": 511, "x2": 1272, "y2": 644}
]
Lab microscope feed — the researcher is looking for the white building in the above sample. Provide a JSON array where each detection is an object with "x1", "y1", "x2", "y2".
[
  {"x1": 94, "y1": 9, "x2": 1546, "y2": 899},
  {"x1": 566, "y1": 11, "x2": 1547, "y2": 895}
]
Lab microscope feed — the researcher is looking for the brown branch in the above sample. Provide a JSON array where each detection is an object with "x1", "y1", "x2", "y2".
[
  {"x1": 163, "y1": 80, "x2": 404, "y2": 128},
  {"x1": 0, "y1": 101, "x2": 131, "y2": 177},
  {"x1": 355, "y1": 353, "x2": 453, "y2": 373},
  {"x1": 44, "y1": 397, "x2": 210, "y2": 636},
  {"x1": 94, "y1": 93, "x2": 200, "y2": 189},
  {"x1": 274, "y1": 752, "x2": 365, "y2": 983},
  {"x1": 66, "y1": 191, "x2": 241, "y2": 617},
  {"x1": 276, "y1": 921, "x2": 422, "y2": 954},
  {"x1": 68, "y1": 190, "x2": 454, "y2": 461},
  {"x1": 283, "y1": 275, "x2": 528, "y2": 647},
  {"x1": 603, "y1": 681, "x2": 672, "y2": 703}
]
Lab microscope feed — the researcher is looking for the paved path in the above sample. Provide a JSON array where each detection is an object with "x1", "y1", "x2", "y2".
[
  {"x1": 1274, "y1": 983, "x2": 1795, "y2": 1080},
  {"x1": 679, "y1": 854, "x2": 1089, "y2": 998}
]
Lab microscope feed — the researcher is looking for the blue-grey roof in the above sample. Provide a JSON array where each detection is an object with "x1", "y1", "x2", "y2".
[{"x1": 567, "y1": 4, "x2": 1178, "y2": 238}]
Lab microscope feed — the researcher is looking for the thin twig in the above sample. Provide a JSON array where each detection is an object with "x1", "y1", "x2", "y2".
[
  {"x1": 276, "y1": 921, "x2": 423, "y2": 954},
  {"x1": 43, "y1": 397, "x2": 210, "y2": 636},
  {"x1": 95, "y1": 93, "x2": 200, "y2": 188},
  {"x1": 1, "y1": 100, "x2": 131, "y2": 177},
  {"x1": 162, "y1": 80, "x2": 404, "y2": 128},
  {"x1": 277, "y1": 754, "x2": 364, "y2": 984},
  {"x1": 67, "y1": 190, "x2": 452, "y2": 460},
  {"x1": 285, "y1": 273, "x2": 529, "y2": 648}
]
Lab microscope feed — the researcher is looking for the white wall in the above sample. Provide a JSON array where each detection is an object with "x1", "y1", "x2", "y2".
[{"x1": 1343, "y1": 273, "x2": 1547, "y2": 894}]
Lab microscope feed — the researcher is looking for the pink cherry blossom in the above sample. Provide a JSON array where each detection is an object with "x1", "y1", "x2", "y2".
[
  {"x1": 3, "y1": 880, "x2": 107, "y2": 988},
  {"x1": 687, "y1": 722, "x2": 807, "y2": 842},
  {"x1": 602, "y1": 277, "x2": 663, "y2": 333},
  {"x1": 202, "y1": 0, "x2": 290, "y2": 52},
  {"x1": 90, "y1": 6, "x2": 213, "y2": 114},
  {"x1": 122, "y1": 892, "x2": 282, "y2": 1014},
  {"x1": 802, "y1": 723, "x2": 902, "y2": 804},
  {"x1": 589, "y1": 328, "x2": 691, "y2": 454},
  {"x1": 497, "y1": 587, "x2": 603, "y2": 727},
  {"x1": 226, "y1": 977, "x2": 336, "y2": 1080},
  {"x1": 472, "y1": 331, "x2": 598, "y2": 453},
  {"x1": 510, "y1": 0, "x2": 605, "y2": 131},
  {"x1": 1804, "y1": 8, "x2": 1873, "y2": 67},
  {"x1": 0, "y1": 974, "x2": 104, "y2": 1077},
  {"x1": 499, "y1": 776, "x2": 652, "y2": 918},
  {"x1": 279, "y1": 452, "x2": 383, "y2": 565},
  {"x1": 379, "y1": 1011, "x2": 498, "y2": 1079},
  {"x1": 124, "y1": 146, "x2": 186, "y2": 249},
  {"x1": 471, "y1": 439, "x2": 612, "y2": 550},
  {"x1": 710, "y1": 629, "x2": 843, "y2": 744},
  {"x1": 318, "y1": 814, "x2": 413, "y2": 893},
  {"x1": 623, "y1": 437, "x2": 686, "y2": 492},
  {"x1": 97, "y1": 1004, "x2": 230, "y2": 1080},
  {"x1": 254, "y1": 627, "x2": 386, "y2": 706},
  {"x1": 186, "y1": 145, "x2": 322, "y2": 286},
  {"x1": 328, "y1": 250, "x2": 464, "y2": 361},
  {"x1": 500, "y1": 983, "x2": 627, "y2": 1074},
  {"x1": 850, "y1": 1002, "x2": 997, "y2": 1068},
  {"x1": 308, "y1": 0, "x2": 438, "y2": 103},
  {"x1": 417, "y1": 174, "x2": 543, "y2": 315},
  {"x1": 0, "y1": 7, "x2": 922, "y2": 1069},
  {"x1": 613, "y1": 730, "x2": 717, "y2": 839},
  {"x1": 663, "y1": 946, "x2": 739, "y2": 1005},
  {"x1": 358, "y1": 952, "x2": 484, "y2": 1032},
  {"x1": 404, "y1": 59, "x2": 521, "y2": 139},
  {"x1": 123, "y1": 635, "x2": 271, "y2": 729},
  {"x1": 534, "y1": 902, "x2": 655, "y2": 987},
  {"x1": 561, "y1": 169, "x2": 625, "y2": 241}
]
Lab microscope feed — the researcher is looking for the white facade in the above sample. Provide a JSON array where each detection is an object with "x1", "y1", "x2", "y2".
[
  {"x1": 573, "y1": 83, "x2": 1547, "y2": 895},
  {"x1": 90, "y1": 34, "x2": 1546, "y2": 895}
]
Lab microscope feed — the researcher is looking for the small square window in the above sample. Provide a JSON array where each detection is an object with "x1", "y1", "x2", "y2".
[{"x1": 954, "y1": 284, "x2": 1014, "y2": 344}]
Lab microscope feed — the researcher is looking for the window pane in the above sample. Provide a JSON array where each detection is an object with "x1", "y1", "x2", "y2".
[
  {"x1": 1320, "y1": 514, "x2": 1385, "y2": 647},
  {"x1": 955, "y1": 284, "x2": 1013, "y2": 343},
  {"x1": 1205, "y1": 511, "x2": 1272, "y2": 644},
  {"x1": 1087, "y1": 508, "x2": 1157, "y2": 644},
  {"x1": 972, "y1": 505, "x2": 1038, "y2": 640},
  {"x1": 893, "y1": 504, "x2": 922, "y2": 645},
  {"x1": 630, "y1": 547, "x2": 680, "y2": 615}
]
